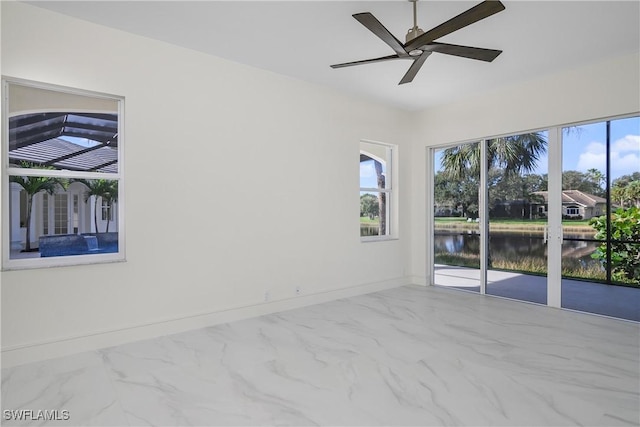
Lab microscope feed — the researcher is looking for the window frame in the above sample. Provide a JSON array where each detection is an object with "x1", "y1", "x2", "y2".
[
  {"x1": 2, "y1": 77, "x2": 125, "y2": 270},
  {"x1": 359, "y1": 139, "x2": 398, "y2": 242}
]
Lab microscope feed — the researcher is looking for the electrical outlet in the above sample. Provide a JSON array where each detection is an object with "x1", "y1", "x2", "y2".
[{"x1": 264, "y1": 291, "x2": 270, "y2": 302}]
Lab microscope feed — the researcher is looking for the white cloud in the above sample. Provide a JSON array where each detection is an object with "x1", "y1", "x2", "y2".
[
  {"x1": 613, "y1": 134, "x2": 640, "y2": 152},
  {"x1": 576, "y1": 135, "x2": 640, "y2": 178},
  {"x1": 585, "y1": 141, "x2": 606, "y2": 154},
  {"x1": 576, "y1": 141, "x2": 606, "y2": 171},
  {"x1": 613, "y1": 152, "x2": 640, "y2": 176}
]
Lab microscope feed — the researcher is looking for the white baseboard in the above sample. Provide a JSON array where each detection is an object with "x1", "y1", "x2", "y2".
[
  {"x1": 408, "y1": 275, "x2": 428, "y2": 286},
  {"x1": 1, "y1": 277, "x2": 410, "y2": 368}
]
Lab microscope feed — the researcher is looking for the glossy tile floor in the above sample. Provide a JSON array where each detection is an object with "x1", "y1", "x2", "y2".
[{"x1": 2, "y1": 285, "x2": 639, "y2": 426}]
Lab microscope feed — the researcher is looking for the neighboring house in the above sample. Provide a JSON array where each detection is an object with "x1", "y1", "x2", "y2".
[
  {"x1": 532, "y1": 190, "x2": 607, "y2": 219},
  {"x1": 9, "y1": 136, "x2": 118, "y2": 251},
  {"x1": 10, "y1": 180, "x2": 118, "y2": 251}
]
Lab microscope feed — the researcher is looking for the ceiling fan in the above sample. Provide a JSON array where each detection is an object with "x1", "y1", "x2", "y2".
[{"x1": 331, "y1": 0, "x2": 505, "y2": 85}]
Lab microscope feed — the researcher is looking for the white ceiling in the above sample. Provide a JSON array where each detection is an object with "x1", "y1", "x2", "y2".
[{"x1": 25, "y1": 1, "x2": 640, "y2": 111}]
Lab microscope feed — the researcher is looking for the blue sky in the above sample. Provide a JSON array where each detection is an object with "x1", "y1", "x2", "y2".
[
  {"x1": 561, "y1": 116, "x2": 639, "y2": 180},
  {"x1": 360, "y1": 158, "x2": 385, "y2": 190},
  {"x1": 432, "y1": 116, "x2": 640, "y2": 181},
  {"x1": 61, "y1": 136, "x2": 102, "y2": 148}
]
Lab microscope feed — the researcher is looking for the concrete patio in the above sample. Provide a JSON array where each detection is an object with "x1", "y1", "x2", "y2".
[{"x1": 435, "y1": 265, "x2": 640, "y2": 322}]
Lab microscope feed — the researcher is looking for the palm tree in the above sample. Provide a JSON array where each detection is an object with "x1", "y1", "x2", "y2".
[
  {"x1": 74, "y1": 179, "x2": 118, "y2": 233},
  {"x1": 100, "y1": 181, "x2": 118, "y2": 233},
  {"x1": 9, "y1": 165, "x2": 65, "y2": 251},
  {"x1": 441, "y1": 133, "x2": 547, "y2": 179},
  {"x1": 373, "y1": 160, "x2": 386, "y2": 234}
]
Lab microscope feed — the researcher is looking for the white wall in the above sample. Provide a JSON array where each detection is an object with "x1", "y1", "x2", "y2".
[
  {"x1": 408, "y1": 52, "x2": 640, "y2": 284},
  {"x1": 1, "y1": 2, "x2": 413, "y2": 366}
]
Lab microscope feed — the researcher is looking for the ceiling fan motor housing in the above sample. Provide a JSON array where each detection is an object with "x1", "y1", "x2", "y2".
[{"x1": 406, "y1": 27, "x2": 424, "y2": 43}]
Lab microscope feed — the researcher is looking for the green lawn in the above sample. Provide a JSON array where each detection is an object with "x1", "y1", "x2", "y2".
[
  {"x1": 434, "y1": 217, "x2": 592, "y2": 227},
  {"x1": 366, "y1": 216, "x2": 592, "y2": 228},
  {"x1": 360, "y1": 216, "x2": 379, "y2": 224},
  {"x1": 434, "y1": 217, "x2": 469, "y2": 223}
]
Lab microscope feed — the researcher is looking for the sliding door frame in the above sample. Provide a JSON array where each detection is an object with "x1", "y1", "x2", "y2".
[
  {"x1": 547, "y1": 127, "x2": 563, "y2": 307},
  {"x1": 427, "y1": 113, "x2": 640, "y2": 312}
]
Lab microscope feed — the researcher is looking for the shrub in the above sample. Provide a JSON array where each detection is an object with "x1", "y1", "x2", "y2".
[{"x1": 589, "y1": 207, "x2": 640, "y2": 285}]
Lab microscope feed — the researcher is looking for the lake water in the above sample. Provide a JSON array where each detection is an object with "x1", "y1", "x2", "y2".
[
  {"x1": 360, "y1": 224, "x2": 601, "y2": 271},
  {"x1": 433, "y1": 230, "x2": 601, "y2": 272},
  {"x1": 361, "y1": 225, "x2": 383, "y2": 237}
]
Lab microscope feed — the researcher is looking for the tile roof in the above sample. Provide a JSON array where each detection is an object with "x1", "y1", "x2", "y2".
[{"x1": 532, "y1": 190, "x2": 606, "y2": 207}]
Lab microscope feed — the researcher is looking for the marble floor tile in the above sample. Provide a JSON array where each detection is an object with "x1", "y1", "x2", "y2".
[
  {"x1": 1, "y1": 352, "x2": 128, "y2": 426},
  {"x1": 2, "y1": 285, "x2": 639, "y2": 426}
]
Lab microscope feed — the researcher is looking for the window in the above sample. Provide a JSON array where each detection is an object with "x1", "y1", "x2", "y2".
[
  {"x1": 73, "y1": 195, "x2": 79, "y2": 234},
  {"x1": 101, "y1": 199, "x2": 113, "y2": 221},
  {"x1": 566, "y1": 206, "x2": 580, "y2": 216},
  {"x1": 360, "y1": 140, "x2": 396, "y2": 240},
  {"x1": 42, "y1": 194, "x2": 49, "y2": 236},
  {"x1": 2, "y1": 77, "x2": 124, "y2": 269},
  {"x1": 54, "y1": 194, "x2": 69, "y2": 235}
]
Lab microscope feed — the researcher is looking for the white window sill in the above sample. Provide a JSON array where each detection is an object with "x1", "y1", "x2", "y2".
[{"x1": 360, "y1": 236, "x2": 399, "y2": 243}]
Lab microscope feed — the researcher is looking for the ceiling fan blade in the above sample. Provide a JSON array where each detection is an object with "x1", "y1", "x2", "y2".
[
  {"x1": 424, "y1": 42, "x2": 502, "y2": 62},
  {"x1": 404, "y1": 1, "x2": 505, "y2": 52},
  {"x1": 330, "y1": 54, "x2": 403, "y2": 69},
  {"x1": 399, "y1": 52, "x2": 432, "y2": 85},
  {"x1": 353, "y1": 12, "x2": 408, "y2": 57}
]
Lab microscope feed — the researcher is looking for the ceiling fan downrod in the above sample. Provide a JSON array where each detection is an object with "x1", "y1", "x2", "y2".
[{"x1": 405, "y1": 0, "x2": 424, "y2": 43}]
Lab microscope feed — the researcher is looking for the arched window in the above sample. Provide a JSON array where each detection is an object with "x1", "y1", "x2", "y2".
[{"x1": 360, "y1": 140, "x2": 396, "y2": 239}]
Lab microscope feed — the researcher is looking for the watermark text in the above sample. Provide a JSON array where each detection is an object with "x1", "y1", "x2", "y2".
[{"x1": 3, "y1": 409, "x2": 70, "y2": 421}]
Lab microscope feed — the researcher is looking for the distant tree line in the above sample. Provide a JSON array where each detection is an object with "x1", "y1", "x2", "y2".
[{"x1": 436, "y1": 167, "x2": 640, "y2": 219}]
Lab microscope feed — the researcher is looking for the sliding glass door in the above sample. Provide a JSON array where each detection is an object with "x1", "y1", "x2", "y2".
[
  {"x1": 560, "y1": 116, "x2": 640, "y2": 320},
  {"x1": 485, "y1": 131, "x2": 548, "y2": 304},
  {"x1": 429, "y1": 115, "x2": 639, "y2": 321},
  {"x1": 432, "y1": 143, "x2": 481, "y2": 292}
]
